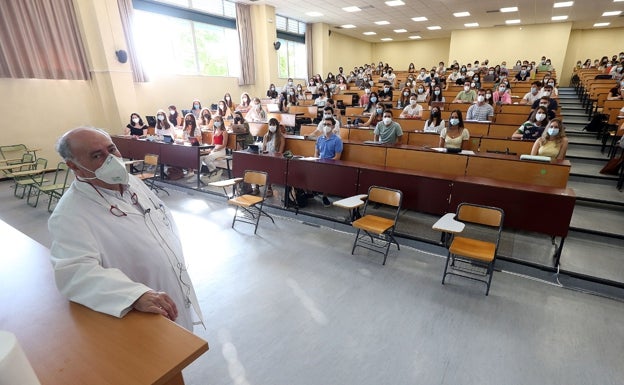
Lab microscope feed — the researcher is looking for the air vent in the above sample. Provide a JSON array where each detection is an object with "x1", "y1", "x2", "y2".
[
  {"x1": 360, "y1": 5, "x2": 374, "y2": 10},
  {"x1": 486, "y1": 9, "x2": 500, "y2": 13},
  {"x1": 334, "y1": 25, "x2": 343, "y2": 29}
]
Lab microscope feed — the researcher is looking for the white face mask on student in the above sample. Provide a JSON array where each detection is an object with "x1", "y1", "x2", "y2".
[{"x1": 74, "y1": 154, "x2": 129, "y2": 185}]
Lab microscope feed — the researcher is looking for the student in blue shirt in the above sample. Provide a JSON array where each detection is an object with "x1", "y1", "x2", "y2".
[{"x1": 315, "y1": 117, "x2": 343, "y2": 206}]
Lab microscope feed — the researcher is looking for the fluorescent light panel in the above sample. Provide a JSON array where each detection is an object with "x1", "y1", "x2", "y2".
[
  {"x1": 363, "y1": 31, "x2": 376, "y2": 35},
  {"x1": 465, "y1": 22, "x2": 479, "y2": 27},
  {"x1": 427, "y1": 25, "x2": 441, "y2": 30},
  {"x1": 305, "y1": 11, "x2": 323, "y2": 17},
  {"x1": 411, "y1": 16, "x2": 428, "y2": 22},
  {"x1": 553, "y1": 1, "x2": 573, "y2": 7},
  {"x1": 385, "y1": 0, "x2": 405, "y2": 6},
  {"x1": 500, "y1": 7, "x2": 518, "y2": 12},
  {"x1": 594, "y1": 22, "x2": 610, "y2": 26},
  {"x1": 342, "y1": 6, "x2": 361, "y2": 12},
  {"x1": 375, "y1": 20, "x2": 390, "y2": 25},
  {"x1": 506, "y1": 19, "x2": 521, "y2": 24},
  {"x1": 551, "y1": 15, "x2": 568, "y2": 20},
  {"x1": 602, "y1": 11, "x2": 622, "y2": 16},
  {"x1": 453, "y1": 11, "x2": 470, "y2": 17},
  {"x1": 381, "y1": 38, "x2": 393, "y2": 41},
  {"x1": 394, "y1": 29, "x2": 407, "y2": 33},
  {"x1": 341, "y1": 24, "x2": 356, "y2": 29},
  {"x1": 409, "y1": 35, "x2": 421, "y2": 39}
]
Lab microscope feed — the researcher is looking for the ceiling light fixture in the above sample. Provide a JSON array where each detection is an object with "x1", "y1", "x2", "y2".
[
  {"x1": 594, "y1": 22, "x2": 610, "y2": 26},
  {"x1": 505, "y1": 19, "x2": 521, "y2": 24},
  {"x1": 381, "y1": 38, "x2": 393, "y2": 41},
  {"x1": 375, "y1": 20, "x2": 390, "y2": 25},
  {"x1": 453, "y1": 12, "x2": 470, "y2": 17},
  {"x1": 363, "y1": 31, "x2": 377, "y2": 35},
  {"x1": 427, "y1": 25, "x2": 441, "y2": 30},
  {"x1": 553, "y1": 1, "x2": 574, "y2": 7},
  {"x1": 500, "y1": 7, "x2": 518, "y2": 12},
  {"x1": 551, "y1": 15, "x2": 569, "y2": 21},
  {"x1": 305, "y1": 11, "x2": 323, "y2": 17},
  {"x1": 409, "y1": 35, "x2": 422, "y2": 39},
  {"x1": 602, "y1": 11, "x2": 622, "y2": 16},
  {"x1": 394, "y1": 29, "x2": 407, "y2": 33},
  {"x1": 341, "y1": 24, "x2": 356, "y2": 29},
  {"x1": 385, "y1": 0, "x2": 405, "y2": 6},
  {"x1": 342, "y1": 6, "x2": 361, "y2": 12},
  {"x1": 411, "y1": 16, "x2": 428, "y2": 22},
  {"x1": 465, "y1": 22, "x2": 479, "y2": 27}
]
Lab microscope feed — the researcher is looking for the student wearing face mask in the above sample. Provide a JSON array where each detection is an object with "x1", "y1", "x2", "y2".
[
  {"x1": 531, "y1": 118, "x2": 568, "y2": 160},
  {"x1": 237, "y1": 93, "x2": 252, "y2": 113},
  {"x1": 155, "y1": 109, "x2": 175, "y2": 138},
  {"x1": 266, "y1": 84, "x2": 278, "y2": 99},
  {"x1": 607, "y1": 80, "x2": 624, "y2": 100},
  {"x1": 484, "y1": 90, "x2": 494, "y2": 106},
  {"x1": 361, "y1": 103, "x2": 385, "y2": 127},
  {"x1": 493, "y1": 84, "x2": 512, "y2": 105},
  {"x1": 541, "y1": 78, "x2": 559, "y2": 98},
  {"x1": 530, "y1": 91, "x2": 558, "y2": 120},
  {"x1": 201, "y1": 115, "x2": 228, "y2": 179},
  {"x1": 124, "y1": 113, "x2": 148, "y2": 137},
  {"x1": 167, "y1": 105, "x2": 183, "y2": 127},
  {"x1": 452, "y1": 83, "x2": 477, "y2": 103},
  {"x1": 415, "y1": 84, "x2": 429, "y2": 103},
  {"x1": 422, "y1": 107, "x2": 445, "y2": 133},
  {"x1": 384, "y1": 68, "x2": 396, "y2": 86},
  {"x1": 398, "y1": 87, "x2": 412, "y2": 109},
  {"x1": 362, "y1": 91, "x2": 378, "y2": 114},
  {"x1": 283, "y1": 78, "x2": 295, "y2": 94},
  {"x1": 513, "y1": 106, "x2": 549, "y2": 140},
  {"x1": 314, "y1": 91, "x2": 328, "y2": 108},
  {"x1": 314, "y1": 117, "x2": 343, "y2": 207},
  {"x1": 374, "y1": 111, "x2": 403, "y2": 144},
  {"x1": 439, "y1": 110, "x2": 469, "y2": 150},
  {"x1": 408, "y1": 63, "x2": 416, "y2": 73},
  {"x1": 515, "y1": 66, "x2": 530, "y2": 82},
  {"x1": 198, "y1": 108, "x2": 212, "y2": 131},
  {"x1": 190, "y1": 99, "x2": 202, "y2": 119},
  {"x1": 216, "y1": 100, "x2": 233, "y2": 119},
  {"x1": 429, "y1": 85, "x2": 446, "y2": 108},
  {"x1": 378, "y1": 83, "x2": 393, "y2": 104},
  {"x1": 359, "y1": 88, "x2": 371, "y2": 108},
  {"x1": 520, "y1": 81, "x2": 542, "y2": 105},
  {"x1": 400, "y1": 95, "x2": 423, "y2": 119},
  {"x1": 246, "y1": 97, "x2": 267, "y2": 122},
  {"x1": 311, "y1": 106, "x2": 341, "y2": 137},
  {"x1": 609, "y1": 62, "x2": 624, "y2": 81},
  {"x1": 466, "y1": 89, "x2": 494, "y2": 122},
  {"x1": 182, "y1": 113, "x2": 202, "y2": 144}
]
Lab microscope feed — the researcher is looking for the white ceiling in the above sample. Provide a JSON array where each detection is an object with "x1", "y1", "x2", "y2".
[{"x1": 244, "y1": 0, "x2": 624, "y2": 42}]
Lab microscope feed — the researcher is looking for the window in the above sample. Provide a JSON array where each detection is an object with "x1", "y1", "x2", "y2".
[
  {"x1": 275, "y1": 15, "x2": 306, "y2": 79},
  {"x1": 132, "y1": 0, "x2": 239, "y2": 77}
]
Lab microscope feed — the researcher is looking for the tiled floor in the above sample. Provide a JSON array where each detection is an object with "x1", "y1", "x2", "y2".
[{"x1": 2, "y1": 179, "x2": 624, "y2": 384}]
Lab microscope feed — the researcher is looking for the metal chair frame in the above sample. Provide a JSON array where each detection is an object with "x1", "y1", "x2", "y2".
[{"x1": 228, "y1": 170, "x2": 274, "y2": 234}]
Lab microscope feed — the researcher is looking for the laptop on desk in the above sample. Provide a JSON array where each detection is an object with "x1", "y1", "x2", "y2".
[
  {"x1": 162, "y1": 135, "x2": 174, "y2": 144},
  {"x1": 267, "y1": 103, "x2": 280, "y2": 113},
  {"x1": 188, "y1": 137, "x2": 200, "y2": 146}
]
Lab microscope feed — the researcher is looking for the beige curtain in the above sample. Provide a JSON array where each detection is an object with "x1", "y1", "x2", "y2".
[
  {"x1": 117, "y1": 0, "x2": 148, "y2": 82},
  {"x1": 0, "y1": 0, "x2": 89, "y2": 80},
  {"x1": 236, "y1": 3, "x2": 255, "y2": 86},
  {"x1": 305, "y1": 25, "x2": 313, "y2": 79}
]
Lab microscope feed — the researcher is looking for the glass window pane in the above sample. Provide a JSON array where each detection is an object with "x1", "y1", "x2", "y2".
[
  {"x1": 223, "y1": 1, "x2": 236, "y2": 18},
  {"x1": 192, "y1": 0, "x2": 223, "y2": 16},
  {"x1": 276, "y1": 15, "x2": 287, "y2": 31},
  {"x1": 152, "y1": 0, "x2": 190, "y2": 7}
]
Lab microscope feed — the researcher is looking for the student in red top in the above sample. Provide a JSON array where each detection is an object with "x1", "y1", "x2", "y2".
[{"x1": 201, "y1": 115, "x2": 228, "y2": 179}]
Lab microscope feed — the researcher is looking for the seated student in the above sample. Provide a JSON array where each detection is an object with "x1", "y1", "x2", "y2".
[
  {"x1": 189, "y1": 99, "x2": 202, "y2": 119},
  {"x1": 359, "y1": 88, "x2": 371, "y2": 108},
  {"x1": 374, "y1": 110, "x2": 403, "y2": 144},
  {"x1": 483, "y1": 67, "x2": 497, "y2": 82},
  {"x1": 266, "y1": 83, "x2": 278, "y2": 99},
  {"x1": 531, "y1": 93, "x2": 558, "y2": 120},
  {"x1": 236, "y1": 93, "x2": 252, "y2": 113},
  {"x1": 448, "y1": 66, "x2": 462, "y2": 85},
  {"x1": 231, "y1": 111, "x2": 253, "y2": 149},
  {"x1": 167, "y1": 105, "x2": 183, "y2": 127},
  {"x1": 515, "y1": 65, "x2": 531, "y2": 81},
  {"x1": 198, "y1": 108, "x2": 212, "y2": 131},
  {"x1": 400, "y1": 95, "x2": 423, "y2": 119},
  {"x1": 452, "y1": 83, "x2": 477, "y2": 103},
  {"x1": 531, "y1": 118, "x2": 568, "y2": 160},
  {"x1": 201, "y1": 115, "x2": 228, "y2": 178},
  {"x1": 439, "y1": 109, "x2": 470, "y2": 150},
  {"x1": 306, "y1": 78, "x2": 318, "y2": 97},
  {"x1": 414, "y1": 84, "x2": 429, "y2": 103},
  {"x1": 378, "y1": 83, "x2": 393, "y2": 106},
  {"x1": 541, "y1": 77, "x2": 559, "y2": 98},
  {"x1": 512, "y1": 106, "x2": 549, "y2": 140},
  {"x1": 216, "y1": 100, "x2": 233, "y2": 119},
  {"x1": 124, "y1": 113, "x2": 148, "y2": 136},
  {"x1": 279, "y1": 90, "x2": 298, "y2": 112},
  {"x1": 336, "y1": 76, "x2": 348, "y2": 93},
  {"x1": 295, "y1": 84, "x2": 306, "y2": 101},
  {"x1": 493, "y1": 83, "x2": 512, "y2": 105},
  {"x1": 155, "y1": 109, "x2": 175, "y2": 138},
  {"x1": 520, "y1": 81, "x2": 542, "y2": 105},
  {"x1": 314, "y1": 91, "x2": 328, "y2": 107},
  {"x1": 315, "y1": 117, "x2": 344, "y2": 207},
  {"x1": 466, "y1": 89, "x2": 494, "y2": 121},
  {"x1": 398, "y1": 87, "x2": 412, "y2": 109},
  {"x1": 246, "y1": 97, "x2": 267, "y2": 122},
  {"x1": 607, "y1": 81, "x2": 624, "y2": 100},
  {"x1": 429, "y1": 85, "x2": 445, "y2": 109},
  {"x1": 182, "y1": 113, "x2": 202, "y2": 143},
  {"x1": 356, "y1": 75, "x2": 373, "y2": 90},
  {"x1": 309, "y1": 106, "x2": 341, "y2": 138},
  {"x1": 422, "y1": 106, "x2": 445, "y2": 133},
  {"x1": 360, "y1": 103, "x2": 385, "y2": 127},
  {"x1": 484, "y1": 89, "x2": 494, "y2": 106},
  {"x1": 224, "y1": 92, "x2": 235, "y2": 112}
]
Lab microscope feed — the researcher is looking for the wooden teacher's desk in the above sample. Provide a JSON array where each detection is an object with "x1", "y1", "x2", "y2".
[{"x1": 0, "y1": 220, "x2": 208, "y2": 385}]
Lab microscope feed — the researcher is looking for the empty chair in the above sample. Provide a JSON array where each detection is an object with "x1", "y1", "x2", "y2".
[
  {"x1": 27, "y1": 162, "x2": 71, "y2": 212},
  {"x1": 135, "y1": 154, "x2": 168, "y2": 195},
  {"x1": 351, "y1": 186, "x2": 403, "y2": 265},
  {"x1": 228, "y1": 170, "x2": 274, "y2": 234},
  {"x1": 441, "y1": 203, "x2": 504, "y2": 295},
  {"x1": 13, "y1": 157, "x2": 48, "y2": 198}
]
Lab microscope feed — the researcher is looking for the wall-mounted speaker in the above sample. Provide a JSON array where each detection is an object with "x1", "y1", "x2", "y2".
[
  {"x1": 273, "y1": 41, "x2": 281, "y2": 50},
  {"x1": 115, "y1": 50, "x2": 128, "y2": 63}
]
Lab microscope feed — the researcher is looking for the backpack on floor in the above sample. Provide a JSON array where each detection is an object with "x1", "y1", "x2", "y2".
[{"x1": 583, "y1": 113, "x2": 607, "y2": 132}]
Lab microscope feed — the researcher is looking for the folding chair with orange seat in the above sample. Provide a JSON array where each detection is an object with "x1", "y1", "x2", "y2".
[
  {"x1": 441, "y1": 203, "x2": 504, "y2": 296},
  {"x1": 351, "y1": 186, "x2": 403, "y2": 265},
  {"x1": 228, "y1": 170, "x2": 274, "y2": 234},
  {"x1": 135, "y1": 154, "x2": 168, "y2": 196}
]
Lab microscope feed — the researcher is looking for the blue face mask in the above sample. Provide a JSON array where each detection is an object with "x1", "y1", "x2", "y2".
[
  {"x1": 370, "y1": 97, "x2": 378, "y2": 103},
  {"x1": 376, "y1": 108, "x2": 383, "y2": 114}
]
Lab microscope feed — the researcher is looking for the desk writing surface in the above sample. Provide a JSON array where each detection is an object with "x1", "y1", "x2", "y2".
[
  {"x1": 479, "y1": 137, "x2": 534, "y2": 155},
  {"x1": 341, "y1": 141, "x2": 387, "y2": 166},
  {"x1": 232, "y1": 151, "x2": 288, "y2": 185},
  {"x1": 386, "y1": 147, "x2": 468, "y2": 176},
  {"x1": 450, "y1": 176, "x2": 575, "y2": 237},
  {"x1": 0, "y1": 220, "x2": 208, "y2": 385},
  {"x1": 285, "y1": 137, "x2": 316, "y2": 156}
]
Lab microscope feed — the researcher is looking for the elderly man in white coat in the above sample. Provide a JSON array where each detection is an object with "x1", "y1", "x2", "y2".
[{"x1": 48, "y1": 127, "x2": 203, "y2": 331}]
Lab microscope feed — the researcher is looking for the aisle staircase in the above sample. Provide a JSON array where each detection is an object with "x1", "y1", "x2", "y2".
[{"x1": 557, "y1": 87, "x2": 624, "y2": 287}]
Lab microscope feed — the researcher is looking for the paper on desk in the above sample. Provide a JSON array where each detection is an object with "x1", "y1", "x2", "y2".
[
  {"x1": 301, "y1": 157, "x2": 319, "y2": 160},
  {"x1": 460, "y1": 150, "x2": 475, "y2": 155}
]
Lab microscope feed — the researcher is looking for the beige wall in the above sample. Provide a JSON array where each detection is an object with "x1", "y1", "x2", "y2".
[
  {"x1": 371, "y1": 38, "x2": 451, "y2": 72},
  {"x1": 325, "y1": 31, "x2": 372, "y2": 75}
]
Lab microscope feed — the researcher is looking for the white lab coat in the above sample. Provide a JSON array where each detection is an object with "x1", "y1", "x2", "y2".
[{"x1": 48, "y1": 175, "x2": 203, "y2": 331}]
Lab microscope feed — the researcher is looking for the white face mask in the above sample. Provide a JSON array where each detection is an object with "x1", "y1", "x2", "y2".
[
  {"x1": 255, "y1": 104, "x2": 262, "y2": 110},
  {"x1": 450, "y1": 118, "x2": 460, "y2": 126},
  {"x1": 268, "y1": 125, "x2": 277, "y2": 133},
  {"x1": 157, "y1": 115, "x2": 165, "y2": 121},
  {"x1": 464, "y1": 86, "x2": 470, "y2": 92},
  {"x1": 535, "y1": 113, "x2": 546, "y2": 122},
  {"x1": 169, "y1": 110, "x2": 175, "y2": 115},
  {"x1": 132, "y1": 118, "x2": 139, "y2": 124},
  {"x1": 410, "y1": 99, "x2": 417, "y2": 106},
  {"x1": 543, "y1": 92, "x2": 551, "y2": 97},
  {"x1": 477, "y1": 95, "x2": 485, "y2": 102},
  {"x1": 548, "y1": 127, "x2": 559, "y2": 136},
  {"x1": 323, "y1": 125, "x2": 333, "y2": 134},
  {"x1": 214, "y1": 121, "x2": 222, "y2": 128},
  {"x1": 499, "y1": 87, "x2": 506, "y2": 92},
  {"x1": 383, "y1": 117, "x2": 392, "y2": 125},
  {"x1": 75, "y1": 154, "x2": 129, "y2": 185},
  {"x1": 365, "y1": 88, "x2": 371, "y2": 94},
  {"x1": 403, "y1": 92, "x2": 409, "y2": 96}
]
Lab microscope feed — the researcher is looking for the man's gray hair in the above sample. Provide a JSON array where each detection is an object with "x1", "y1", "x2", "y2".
[{"x1": 55, "y1": 127, "x2": 111, "y2": 160}]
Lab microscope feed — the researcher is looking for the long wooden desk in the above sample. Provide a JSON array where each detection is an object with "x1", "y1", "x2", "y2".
[
  {"x1": 0, "y1": 220, "x2": 208, "y2": 385},
  {"x1": 112, "y1": 136, "x2": 212, "y2": 188}
]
